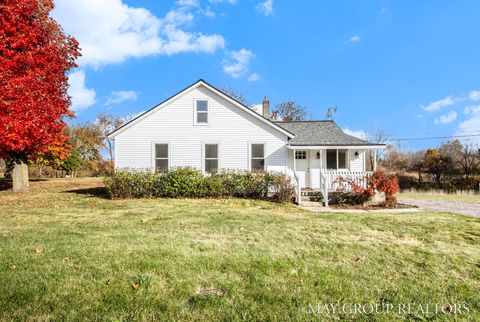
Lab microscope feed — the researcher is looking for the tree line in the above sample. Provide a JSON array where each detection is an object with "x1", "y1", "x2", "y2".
[
  {"x1": 2, "y1": 114, "x2": 130, "y2": 179},
  {"x1": 382, "y1": 140, "x2": 480, "y2": 191}
]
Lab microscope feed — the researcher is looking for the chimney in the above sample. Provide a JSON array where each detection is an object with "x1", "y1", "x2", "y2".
[{"x1": 262, "y1": 96, "x2": 270, "y2": 119}]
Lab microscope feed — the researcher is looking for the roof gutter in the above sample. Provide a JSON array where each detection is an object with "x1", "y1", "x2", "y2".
[{"x1": 287, "y1": 144, "x2": 386, "y2": 149}]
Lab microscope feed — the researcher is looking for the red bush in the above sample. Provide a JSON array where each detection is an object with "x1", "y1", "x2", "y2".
[{"x1": 369, "y1": 171, "x2": 400, "y2": 207}]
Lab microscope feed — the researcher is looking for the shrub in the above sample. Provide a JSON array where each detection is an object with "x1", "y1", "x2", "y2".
[
  {"x1": 156, "y1": 167, "x2": 205, "y2": 198},
  {"x1": 104, "y1": 170, "x2": 156, "y2": 198},
  {"x1": 369, "y1": 171, "x2": 400, "y2": 207},
  {"x1": 329, "y1": 176, "x2": 374, "y2": 205},
  {"x1": 104, "y1": 168, "x2": 296, "y2": 203},
  {"x1": 328, "y1": 191, "x2": 371, "y2": 205},
  {"x1": 269, "y1": 172, "x2": 296, "y2": 203}
]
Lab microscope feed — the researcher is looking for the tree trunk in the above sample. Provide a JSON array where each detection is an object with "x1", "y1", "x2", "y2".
[{"x1": 12, "y1": 161, "x2": 29, "y2": 192}]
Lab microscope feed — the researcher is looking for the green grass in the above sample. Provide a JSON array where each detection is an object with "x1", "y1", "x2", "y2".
[
  {"x1": 400, "y1": 192, "x2": 480, "y2": 203},
  {"x1": 1, "y1": 178, "x2": 479, "y2": 321}
]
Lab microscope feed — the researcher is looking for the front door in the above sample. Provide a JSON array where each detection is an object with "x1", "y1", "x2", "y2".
[{"x1": 295, "y1": 150, "x2": 309, "y2": 188}]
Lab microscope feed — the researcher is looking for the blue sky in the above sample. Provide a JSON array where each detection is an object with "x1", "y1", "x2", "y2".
[{"x1": 53, "y1": 0, "x2": 480, "y2": 150}]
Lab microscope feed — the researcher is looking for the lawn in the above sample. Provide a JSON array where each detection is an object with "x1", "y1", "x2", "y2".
[
  {"x1": 400, "y1": 192, "x2": 480, "y2": 203},
  {"x1": 1, "y1": 178, "x2": 479, "y2": 321}
]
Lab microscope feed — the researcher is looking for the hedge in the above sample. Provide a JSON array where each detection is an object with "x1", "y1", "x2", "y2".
[{"x1": 104, "y1": 167, "x2": 295, "y2": 203}]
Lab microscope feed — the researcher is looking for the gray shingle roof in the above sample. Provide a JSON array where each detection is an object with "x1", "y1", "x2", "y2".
[{"x1": 275, "y1": 121, "x2": 382, "y2": 146}]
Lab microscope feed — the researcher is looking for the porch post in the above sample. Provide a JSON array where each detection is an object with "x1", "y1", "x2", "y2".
[
  {"x1": 373, "y1": 149, "x2": 377, "y2": 171},
  {"x1": 293, "y1": 149, "x2": 296, "y2": 173},
  {"x1": 293, "y1": 149, "x2": 300, "y2": 205}
]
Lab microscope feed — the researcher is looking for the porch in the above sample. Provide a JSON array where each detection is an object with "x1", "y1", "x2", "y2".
[{"x1": 287, "y1": 146, "x2": 380, "y2": 206}]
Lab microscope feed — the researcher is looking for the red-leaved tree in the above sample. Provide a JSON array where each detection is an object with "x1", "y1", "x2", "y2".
[{"x1": 0, "y1": 0, "x2": 80, "y2": 191}]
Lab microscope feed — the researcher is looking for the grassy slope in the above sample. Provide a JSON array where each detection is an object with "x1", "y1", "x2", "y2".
[
  {"x1": 400, "y1": 192, "x2": 480, "y2": 203},
  {"x1": 0, "y1": 178, "x2": 479, "y2": 321}
]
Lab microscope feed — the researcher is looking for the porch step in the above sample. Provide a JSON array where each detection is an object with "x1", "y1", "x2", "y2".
[
  {"x1": 300, "y1": 189, "x2": 322, "y2": 197},
  {"x1": 301, "y1": 195, "x2": 324, "y2": 202},
  {"x1": 300, "y1": 201, "x2": 325, "y2": 207}
]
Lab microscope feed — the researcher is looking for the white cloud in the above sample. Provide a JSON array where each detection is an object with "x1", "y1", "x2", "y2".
[
  {"x1": 161, "y1": 25, "x2": 225, "y2": 55},
  {"x1": 223, "y1": 48, "x2": 254, "y2": 78},
  {"x1": 247, "y1": 73, "x2": 261, "y2": 82},
  {"x1": 251, "y1": 104, "x2": 262, "y2": 114},
  {"x1": 343, "y1": 128, "x2": 368, "y2": 140},
  {"x1": 256, "y1": 0, "x2": 274, "y2": 16},
  {"x1": 106, "y1": 91, "x2": 138, "y2": 106},
  {"x1": 464, "y1": 105, "x2": 480, "y2": 115},
  {"x1": 54, "y1": 0, "x2": 229, "y2": 111},
  {"x1": 53, "y1": 0, "x2": 225, "y2": 68},
  {"x1": 175, "y1": 0, "x2": 200, "y2": 8},
  {"x1": 469, "y1": 90, "x2": 480, "y2": 101},
  {"x1": 203, "y1": 6, "x2": 216, "y2": 18},
  {"x1": 68, "y1": 70, "x2": 96, "y2": 111},
  {"x1": 421, "y1": 96, "x2": 455, "y2": 112},
  {"x1": 434, "y1": 111, "x2": 457, "y2": 125},
  {"x1": 209, "y1": 0, "x2": 238, "y2": 4},
  {"x1": 455, "y1": 115, "x2": 480, "y2": 145},
  {"x1": 53, "y1": 0, "x2": 162, "y2": 67},
  {"x1": 347, "y1": 35, "x2": 361, "y2": 43}
]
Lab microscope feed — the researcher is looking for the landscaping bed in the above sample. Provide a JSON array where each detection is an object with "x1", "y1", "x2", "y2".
[{"x1": 329, "y1": 203, "x2": 416, "y2": 210}]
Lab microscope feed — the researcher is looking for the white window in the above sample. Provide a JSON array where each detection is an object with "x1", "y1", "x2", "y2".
[
  {"x1": 326, "y1": 149, "x2": 348, "y2": 170},
  {"x1": 251, "y1": 144, "x2": 265, "y2": 171},
  {"x1": 195, "y1": 100, "x2": 209, "y2": 125},
  {"x1": 295, "y1": 151, "x2": 307, "y2": 160},
  {"x1": 205, "y1": 144, "x2": 219, "y2": 173},
  {"x1": 155, "y1": 144, "x2": 169, "y2": 173}
]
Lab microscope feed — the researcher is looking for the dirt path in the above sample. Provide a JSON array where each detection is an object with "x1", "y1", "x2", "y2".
[{"x1": 398, "y1": 197, "x2": 480, "y2": 218}]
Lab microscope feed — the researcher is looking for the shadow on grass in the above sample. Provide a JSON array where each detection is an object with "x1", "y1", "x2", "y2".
[{"x1": 64, "y1": 187, "x2": 111, "y2": 199}]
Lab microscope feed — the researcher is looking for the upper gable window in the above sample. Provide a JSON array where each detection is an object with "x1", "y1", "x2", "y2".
[{"x1": 195, "y1": 100, "x2": 209, "y2": 125}]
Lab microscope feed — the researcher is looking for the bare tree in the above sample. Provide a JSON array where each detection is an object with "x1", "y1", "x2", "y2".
[
  {"x1": 271, "y1": 100, "x2": 307, "y2": 121},
  {"x1": 364, "y1": 128, "x2": 388, "y2": 171},
  {"x1": 95, "y1": 114, "x2": 132, "y2": 171},
  {"x1": 458, "y1": 142, "x2": 480, "y2": 180},
  {"x1": 220, "y1": 87, "x2": 249, "y2": 106},
  {"x1": 382, "y1": 145, "x2": 407, "y2": 171},
  {"x1": 406, "y1": 150, "x2": 426, "y2": 183}
]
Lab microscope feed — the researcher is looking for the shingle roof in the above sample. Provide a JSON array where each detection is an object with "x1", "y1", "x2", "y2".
[{"x1": 275, "y1": 120, "x2": 382, "y2": 146}]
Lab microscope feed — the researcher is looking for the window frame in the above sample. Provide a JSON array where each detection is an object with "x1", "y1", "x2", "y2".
[
  {"x1": 203, "y1": 143, "x2": 220, "y2": 174},
  {"x1": 250, "y1": 143, "x2": 266, "y2": 171},
  {"x1": 337, "y1": 149, "x2": 348, "y2": 170},
  {"x1": 152, "y1": 142, "x2": 170, "y2": 173},
  {"x1": 326, "y1": 149, "x2": 349, "y2": 171},
  {"x1": 194, "y1": 98, "x2": 210, "y2": 126},
  {"x1": 295, "y1": 150, "x2": 307, "y2": 160}
]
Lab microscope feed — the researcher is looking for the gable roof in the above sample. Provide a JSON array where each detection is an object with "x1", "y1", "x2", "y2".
[
  {"x1": 275, "y1": 120, "x2": 385, "y2": 147},
  {"x1": 108, "y1": 79, "x2": 295, "y2": 139}
]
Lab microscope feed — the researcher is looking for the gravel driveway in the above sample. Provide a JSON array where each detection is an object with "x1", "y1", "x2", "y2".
[{"x1": 398, "y1": 197, "x2": 480, "y2": 218}]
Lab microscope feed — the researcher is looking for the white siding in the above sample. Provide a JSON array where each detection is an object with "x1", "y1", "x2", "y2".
[
  {"x1": 349, "y1": 150, "x2": 365, "y2": 172},
  {"x1": 115, "y1": 85, "x2": 288, "y2": 172}
]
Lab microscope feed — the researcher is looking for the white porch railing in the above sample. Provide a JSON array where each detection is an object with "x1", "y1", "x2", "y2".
[
  {"x1": 320, "y1": 170, "x2": 373, "y2": 193},
  {"x1": 319, "y1": 171, "x2": 329, "y2": 207}
]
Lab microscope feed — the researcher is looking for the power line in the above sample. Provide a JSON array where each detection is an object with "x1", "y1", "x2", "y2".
[
  {"x1": 389, "y1": 133, "x2": 480, "y2": 142},
  {"x1": 387, "y1": 129, "x2": 480, "y2": 138}
]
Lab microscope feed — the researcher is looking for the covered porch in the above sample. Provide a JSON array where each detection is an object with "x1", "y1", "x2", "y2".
[
  {"x1": 274, "y1": 120, "x2": 386, "y2": 206},
  {"x1": 287, "y1": 145, "x2": 383, "y2": 206}
]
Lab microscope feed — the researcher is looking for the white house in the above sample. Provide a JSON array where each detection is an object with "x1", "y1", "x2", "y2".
[{"x1": 108, "y1": 80, "x2": 385, "y2": 205}]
